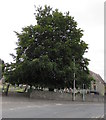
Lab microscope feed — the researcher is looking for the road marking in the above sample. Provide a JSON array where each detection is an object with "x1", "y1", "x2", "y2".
[
  {"x1": 10, "y1": 108, "x2": 14, "y2": 110},
  {"x1": 9, "y1": 104, "x2": 50, "y2": 111},
  {"x1": 27, "y1": 105, "x2": 32, "y2": 108},
  {"x1": 56, "y1": 103, "x2": 62, "y2": 106},
  {"x1": 10, "y1": 107, "x2": 25, "y2": 111},
  {"x1": 27, "y1": 105, "x2": 42, "y2": 108}
]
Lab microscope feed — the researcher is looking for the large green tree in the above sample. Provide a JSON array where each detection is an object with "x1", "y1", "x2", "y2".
[{"x1": 4, "y1": 6, "x2": 92, "y2": 89}]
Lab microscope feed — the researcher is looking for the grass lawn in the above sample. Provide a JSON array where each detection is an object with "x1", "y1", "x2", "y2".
[{"x1": 0, "y1": 84, "x2": 25, "y2": 93}]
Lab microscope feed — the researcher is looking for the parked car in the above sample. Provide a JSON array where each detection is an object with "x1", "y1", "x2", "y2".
[{"x1": 89, "y1": 90, "x2": 99, "y2": 95}]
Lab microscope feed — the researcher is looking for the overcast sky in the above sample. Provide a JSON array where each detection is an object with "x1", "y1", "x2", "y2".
[{"x1": 0, "y1": 0, "x2": 104, "y2": 79}]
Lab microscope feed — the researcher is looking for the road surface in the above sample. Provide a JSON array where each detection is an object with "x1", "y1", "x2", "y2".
[{"x1": 1, "y1": 95, "x2": 104, "y2": 118}]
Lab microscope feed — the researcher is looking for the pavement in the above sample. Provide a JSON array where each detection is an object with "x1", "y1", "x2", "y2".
[{"x1": 1, "y1": 94, "x2": 105, "y2": 118}]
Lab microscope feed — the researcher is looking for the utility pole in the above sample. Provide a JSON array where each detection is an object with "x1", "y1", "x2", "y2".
[
  {"x1": 73, "y1": 57, "x2": 76, "y2": 101},
  {"x1": 82, "y1": 84, "x2": 85, "y2": 101}
]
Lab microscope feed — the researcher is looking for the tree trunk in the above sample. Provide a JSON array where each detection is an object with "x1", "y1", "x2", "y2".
[
  {"x1": 49, "y1": 88, "x2": 54, "y2": 91},
  {"x1": 24, "y1": 84, "x2": 28, "y2": 92},
  {"x1": 5, "y1": 84, "x2": 10, "y2": 96}
]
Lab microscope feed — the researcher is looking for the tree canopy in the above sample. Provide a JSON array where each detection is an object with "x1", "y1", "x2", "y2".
[
  {"x1": 4, "y1": 6, "x2": 92, "y2": 89},
  {"x1": 0, "y1": 59, "x2": 2, "y2": 79},
  {"x1": 0, "y1": 59, "x2": 5, "y2": 79}
]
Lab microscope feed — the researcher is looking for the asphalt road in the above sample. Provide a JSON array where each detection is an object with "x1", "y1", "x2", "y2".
[{"x1": 1, "y1": 95, "x2": 104, "y2": 118}]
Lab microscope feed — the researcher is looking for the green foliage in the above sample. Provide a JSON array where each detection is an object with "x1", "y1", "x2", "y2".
[
  {"x1": 0, "y1": 67, "x2": 1, "y2": 79},
  {"x1": 0, "y1": 59, "x2": 5, "y2": 79},
  {"x1": 4, "y1": 5, "x2": 92, "y2": 89}
]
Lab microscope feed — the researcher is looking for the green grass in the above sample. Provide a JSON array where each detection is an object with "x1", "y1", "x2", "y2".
[
  {"x1": 15, "y1": 88, "x2": 25, "y2": 93},
  {"x1": 0, "y1": 84, "x2": 25, "y2": 93}
]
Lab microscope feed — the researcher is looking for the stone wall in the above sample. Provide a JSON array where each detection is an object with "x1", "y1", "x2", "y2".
[{"x1": 30, "y1": 90, "x2": 104, "y2": 102}]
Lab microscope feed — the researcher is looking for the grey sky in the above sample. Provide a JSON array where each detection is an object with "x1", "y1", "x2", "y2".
[{"x1": 0, "y1": 0, "x2": 104, "y2": 79}]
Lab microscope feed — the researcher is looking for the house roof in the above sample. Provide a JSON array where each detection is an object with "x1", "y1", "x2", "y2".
[{"x1": 89, "y1": 71, "x2": 105, "y2": 84}]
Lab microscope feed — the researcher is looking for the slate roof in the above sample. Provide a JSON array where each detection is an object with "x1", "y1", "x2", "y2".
[{"x1": 89, "y1": 71, "x2": 105, "y2": 85}]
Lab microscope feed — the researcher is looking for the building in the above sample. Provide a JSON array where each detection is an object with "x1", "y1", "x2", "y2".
[{"x1": 90, "y1": 71, "x2": 105, "y2": 96}]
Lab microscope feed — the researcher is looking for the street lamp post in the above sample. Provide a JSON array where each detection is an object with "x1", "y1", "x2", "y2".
[{"x1": 73, "y1": 57, "x2": 76, "y2": 101}]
